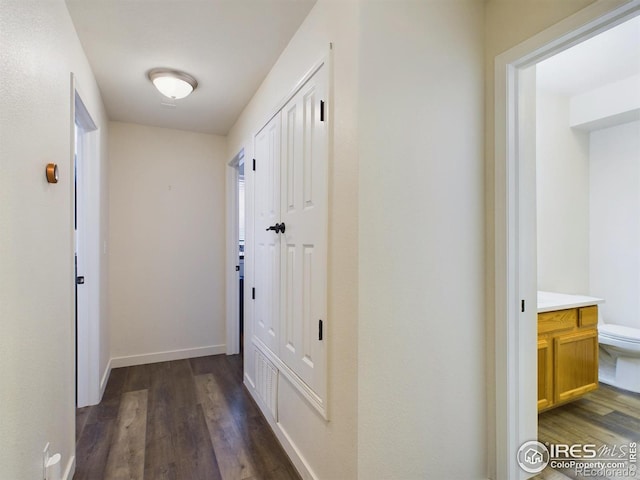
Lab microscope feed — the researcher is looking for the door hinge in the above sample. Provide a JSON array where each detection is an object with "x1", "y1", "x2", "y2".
[
  {"x1": 252, "y1": 287, "x2": 255, "y2": 300},
  {"x1": 318, "y1": 319, "x2": 323, "y2": 341},
  {"x1": 521, "y1": 299, "x2": 525, "y2": 313},
  {"x1": 252, "y1": 158, "x2": 256, "y2": 171},
  {"x1": 320, "y1": 100, "x2": 325, "y2": 122}
]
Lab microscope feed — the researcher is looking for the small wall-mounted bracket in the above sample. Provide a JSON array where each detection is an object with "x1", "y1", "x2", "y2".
[{"x1": 46, "y1": 163, "x2": 59, "y2": 184}]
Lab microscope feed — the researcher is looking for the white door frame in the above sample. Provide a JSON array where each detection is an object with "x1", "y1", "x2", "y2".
[
  {"x1": 72, "y1": 75, "x2": 101, "y2": 407},
  {"x1": 225, "y1": 149, "x2": 244, "y2": 355},
  {"x1": 493, "y1": 1, "x2": 640, "y2": 478}
]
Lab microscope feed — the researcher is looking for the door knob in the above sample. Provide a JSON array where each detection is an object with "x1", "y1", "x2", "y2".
[{"x1": 266, "y1": 222, "x2": 286, "y2": 234}]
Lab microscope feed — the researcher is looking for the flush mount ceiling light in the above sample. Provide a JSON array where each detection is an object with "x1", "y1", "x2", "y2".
[{"x1": 147, "y1": 68, "x2": 198, "y2": 100}]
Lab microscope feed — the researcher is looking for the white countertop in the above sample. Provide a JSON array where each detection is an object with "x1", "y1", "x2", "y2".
[{"x1": 537, "y1": 291, "x2": 605, "y2": 313}]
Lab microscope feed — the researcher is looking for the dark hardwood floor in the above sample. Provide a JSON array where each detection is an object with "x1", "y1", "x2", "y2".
[
  {"x1": 534, "y1": 384, "x2": 640, "y2": 480},
  {"x1": 77, "y1": 360, "x2": 640, "y2": 480},
  {"x1": 74, "y1": 355, "x2": 300, "y2": 480}
]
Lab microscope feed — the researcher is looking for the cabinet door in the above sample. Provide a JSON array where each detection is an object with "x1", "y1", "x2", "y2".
[
  {"x1": 554, "y1": 329, "x2": 598, "y2": 404},
  {"x1": 253, "y1": 113, "x2": 282, "y2": 353},
  {"x1": 279, "y1": 63, "x2": 328, "y2": 400},
  {"x1": 538, "y1": 338, "x2": 553, "y2": 411}
]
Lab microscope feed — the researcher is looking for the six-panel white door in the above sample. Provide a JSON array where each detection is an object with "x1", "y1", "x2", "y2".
[
  {"x1": 279, "y1": 66, "x2": 327, "y2": 399},
  {"x1": 253, "y1": 63, "x2": 328, "y2": 400},
  {"x1": 254, "y1": 113, "x2": 281, "y2": 354}
]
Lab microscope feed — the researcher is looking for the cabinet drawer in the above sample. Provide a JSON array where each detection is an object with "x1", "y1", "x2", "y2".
[
  {"x1": 579, "y1": 306, "x2": 598, "y2": 327},
  {"x1": 538, "y1": 309, "x2": 577, "y2": 334}
]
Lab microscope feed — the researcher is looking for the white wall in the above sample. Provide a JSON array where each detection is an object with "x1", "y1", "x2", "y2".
[
  {"x1": 99, "y1": 124, "x2": 111, "y2": 390},
  {"x1": 0, "y1": 0, "x2": 109, "y2": 478},
  {"x1": 536, "y1": 90, "x2": 591, "y2": 293},
  {"x1": 226, "y1": 0, "x2": 359, "y2": 478},
  {"x1": 109, "y1": 122, "x2": 227, "y2": 364},
  {"x1": 358, "y1": 1, "x2": 485, "y2": 478},
  {"x1": 590, "y1": 120, "x2": 640, "y2": 327}
]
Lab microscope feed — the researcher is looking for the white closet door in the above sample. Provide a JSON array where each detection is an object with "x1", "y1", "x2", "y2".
[
  {"x1": 279, "y1": 64, "x2": 328, "y2": 399},
  {"x1": 254, "y1": 113, "x2": 281, "y2": 354}
]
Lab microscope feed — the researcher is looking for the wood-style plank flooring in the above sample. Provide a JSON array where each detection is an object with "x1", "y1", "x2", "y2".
[
  {"x1": 74, "y1": 355, "x2": 300, "y2": 480},
  {"x1": 533, "y1": 384, "x2": 640, "y2": 480},
  {"x1": 77, "y1": 362, "x2": 640, "y2": 480}
]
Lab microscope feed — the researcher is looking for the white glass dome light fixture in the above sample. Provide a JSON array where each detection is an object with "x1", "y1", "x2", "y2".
[{"x1": 148, "y1": 68, "x2": 198, "y2": 100}]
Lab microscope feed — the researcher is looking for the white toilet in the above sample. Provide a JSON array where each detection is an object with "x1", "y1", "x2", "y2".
[{"x1": 599, "y1": 322, "x2": 640, "y2": 393}]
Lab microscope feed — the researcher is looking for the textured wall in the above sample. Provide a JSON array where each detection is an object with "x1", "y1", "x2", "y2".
[
  {"x1": 358, "y1": 1, "x2": 486, "y2": 477},
  {"x1": 0, "y1": 0, "x2": 108, "y2": 477},
  {"x1": 109, "y1": 122, "x2": 227, "y2": 362}
]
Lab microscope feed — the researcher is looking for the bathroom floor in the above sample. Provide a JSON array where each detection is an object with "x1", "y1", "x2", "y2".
[{"x1": 533, "y1": 383, "x2": 640, "y2": 480}]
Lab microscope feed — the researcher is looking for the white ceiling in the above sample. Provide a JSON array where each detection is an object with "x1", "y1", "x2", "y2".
[
  {"x1": 65, "y1": 0, "x2": 316, "y2": 135},
  {"x1": 537, "y1": 15, "x2": 640, "y2": 96}
]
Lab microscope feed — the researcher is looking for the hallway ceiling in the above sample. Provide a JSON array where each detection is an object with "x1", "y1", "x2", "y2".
[{"x1": 65, "y1": 0, "x2": 316, "y2": 135}]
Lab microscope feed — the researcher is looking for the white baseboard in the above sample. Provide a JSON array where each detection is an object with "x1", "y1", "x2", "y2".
[
  {"x1": 110, "y1": 345, "x2": 226, "y2": 369},
  {"x1": 99, "y1": 358, "x2": 112, "y2": 400},
  {"x1": 244, "y1": 375, "x2": 317, "y2": 480},
  {"x1": 244, "y1": 372, "x2": 256, "y2": 390},
  {"x1": 63, "y1": 455, "x2": 75, "y2": 480}
]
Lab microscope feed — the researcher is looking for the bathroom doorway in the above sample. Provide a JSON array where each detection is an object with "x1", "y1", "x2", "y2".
[
  {"x1": 533, "y1": 14, "x2": 640, "y2": 479},
  {"x1": 493, "y1": 2, "x2": 640, "y2": 479}
]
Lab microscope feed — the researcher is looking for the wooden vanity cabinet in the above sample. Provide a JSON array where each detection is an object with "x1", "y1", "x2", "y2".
[
  {"x1": 537, "y1": 306, "x2": 598, "y2": 412},
  {"x1": 537, "y1": 338, "x2": 553, "y2": 410}
]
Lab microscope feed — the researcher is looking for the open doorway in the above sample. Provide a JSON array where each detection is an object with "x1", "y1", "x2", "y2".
[
  {"x1": 238, "y1": 159, "x2": 245, "y2": 353},
  {"x1": 73, "y1": 82, "x2": 100, "y2": 409},
  {"x1": 226, "y1": 149, "x2": 245, "y2": 355},
  {"x1": 493, "y1": 2, "x2": 640, "y2": 479},
  {"x1": 533, "y1": 14, "x2": 640, "y2": 479}
]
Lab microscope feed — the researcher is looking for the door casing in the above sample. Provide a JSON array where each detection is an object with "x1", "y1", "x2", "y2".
[
  {"x1": 72, "y1": 75, "x2": 100, "y2": 408},
  {"x1": 493, "y1": 1, "x2": 640, "y2": 478}
]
